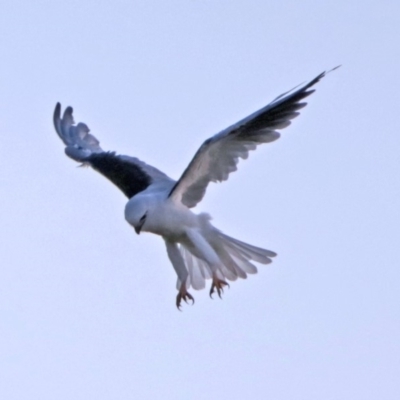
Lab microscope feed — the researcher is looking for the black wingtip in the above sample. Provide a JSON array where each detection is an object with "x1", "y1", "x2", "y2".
[
  {"x1": 64, "y1": 106, "x2": 74, "y2": 118},
  {"x1": 302, "y1": 65, "x2": 340, "y2": 94},
  {"x1": 330, "y1": 65, "x2": 342, "y2": 72},
  {"x1": 54, "y1": 102, "x2": 61, "y2": 117},
  {"x1": 53, "y1": 102, "x2": 62, "y2": 132}
]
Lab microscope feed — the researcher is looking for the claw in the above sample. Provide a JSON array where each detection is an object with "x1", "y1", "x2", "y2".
[
  {"x1": 209, "y1": 277, "x2": 230, "y2": 299},
  {"x1": 176, "y1": 284, "x2": 195, "y2": 310}
]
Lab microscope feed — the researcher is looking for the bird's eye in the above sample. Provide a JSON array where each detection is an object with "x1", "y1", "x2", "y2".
[{"x1": 140, "y1": 214, "x2": 147, "y2": 222}]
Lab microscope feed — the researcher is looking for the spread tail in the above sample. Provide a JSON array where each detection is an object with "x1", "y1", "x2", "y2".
[{"x1": 178, "y1": 232, "x2": 276, "y2": 290}]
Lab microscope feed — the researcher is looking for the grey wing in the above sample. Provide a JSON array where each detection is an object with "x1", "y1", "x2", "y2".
[
  {"x1": 53, "y1": 103, "x2": 175, "y2": 198},
  {"x1": 169, "y1": 70, "x2": 332, "y2": 208}
]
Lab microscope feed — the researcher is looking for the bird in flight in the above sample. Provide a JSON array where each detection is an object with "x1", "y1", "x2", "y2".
[{"x1": 54, "y1": 69, "x2": 334, "y2": 309}]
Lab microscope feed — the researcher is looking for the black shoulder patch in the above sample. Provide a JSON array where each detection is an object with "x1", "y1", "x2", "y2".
[{"x1": 87, "y1": 152, "x2": 152, "y2": 198}]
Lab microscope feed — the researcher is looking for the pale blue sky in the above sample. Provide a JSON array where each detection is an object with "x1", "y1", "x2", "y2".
[{"x1": 1, "y1": 1, "x2": 399, "y2": 399}]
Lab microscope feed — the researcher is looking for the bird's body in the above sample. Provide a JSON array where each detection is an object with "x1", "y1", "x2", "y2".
[
  {"x1": 53, "y1": 69, "x2": 335, "y2": 308},
  {"x1": 126, "y1": 188, "x2": 191, "y2": 238}
]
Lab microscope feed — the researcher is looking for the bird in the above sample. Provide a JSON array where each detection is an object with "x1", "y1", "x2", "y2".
[{"x1": 53, "y1": 69, "x2": 335, "y2": 309}]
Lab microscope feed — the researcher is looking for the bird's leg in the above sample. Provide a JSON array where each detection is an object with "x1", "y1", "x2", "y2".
[
  {"x1": 164, "y1": 239, "x2": 194, "y2": 310},
  {"x1": 185, "y1": 229, "x2": 228, "y2": 299},
  {"x1": 210, "y1": 275, "x2": 229, "y2": 299},
  {"x1": 176, "y1": 282, "x2": 195, "y2": 310}
]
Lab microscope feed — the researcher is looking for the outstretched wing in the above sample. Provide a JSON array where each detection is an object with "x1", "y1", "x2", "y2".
[
  {"x1": 53, "y1": 103, "x2": 174, "y2": 198},
  {"x1": 169, "y1": 70, "x2": 333, "y2": 208}
]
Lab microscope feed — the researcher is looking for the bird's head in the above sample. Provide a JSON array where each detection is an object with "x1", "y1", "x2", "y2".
[{"x1": 124, "y1": 196, "x2": 149, "y2": 235}]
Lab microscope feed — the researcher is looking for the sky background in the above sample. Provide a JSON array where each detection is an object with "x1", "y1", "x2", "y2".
[{"x1": 1, "y1": 1, "x2": 399, "y2": 399}]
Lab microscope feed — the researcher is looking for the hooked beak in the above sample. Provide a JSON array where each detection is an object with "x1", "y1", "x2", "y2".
[{"x1": 134, "y1": 220, "x2": 145, "y2": 235}]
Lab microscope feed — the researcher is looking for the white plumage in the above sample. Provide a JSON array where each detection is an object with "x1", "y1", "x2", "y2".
[{"x1": 53, "y1": 69, "x2": 335, "y2": 308}]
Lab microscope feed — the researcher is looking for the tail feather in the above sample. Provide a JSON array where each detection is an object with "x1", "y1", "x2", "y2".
[
  {"x1": 231, "y1": 253, "x2": 258, "y2": 274},
  {"x1": 218, "y1": 243, "x2": 255, "y2": 276},
  {"x1": 218, "y1": 232, "x2": 277, "y2": 262},
  {"x1": 178, "y1": 232, "x2": 276, "y2": 291},
  {"x1": 216, "y1": 246, "x2": 245, "y2": 280},
  {"x1": 180, "y1": 246, "x2": 210, "y2": 290}
]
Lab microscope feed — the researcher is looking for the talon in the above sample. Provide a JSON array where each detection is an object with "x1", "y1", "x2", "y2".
[
  {"x1": 176, "y1": 284, "x2": 195, "y2": 310},
  {"x1": 209, "y1": 277, "x2": 229, "y2": 299}
]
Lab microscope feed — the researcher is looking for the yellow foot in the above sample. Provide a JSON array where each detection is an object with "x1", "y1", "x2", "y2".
[
  {"x1": 176, "y1": 284, "x2": 195, "y2": 310},
  {"x1": 210, "y1": 276, "x2": 229, "y2": 299}
]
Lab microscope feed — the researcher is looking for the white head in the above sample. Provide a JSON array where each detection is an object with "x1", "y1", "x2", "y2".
[{"x1": 124, "y1": 195, "x2": 151, "y2": 234}]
